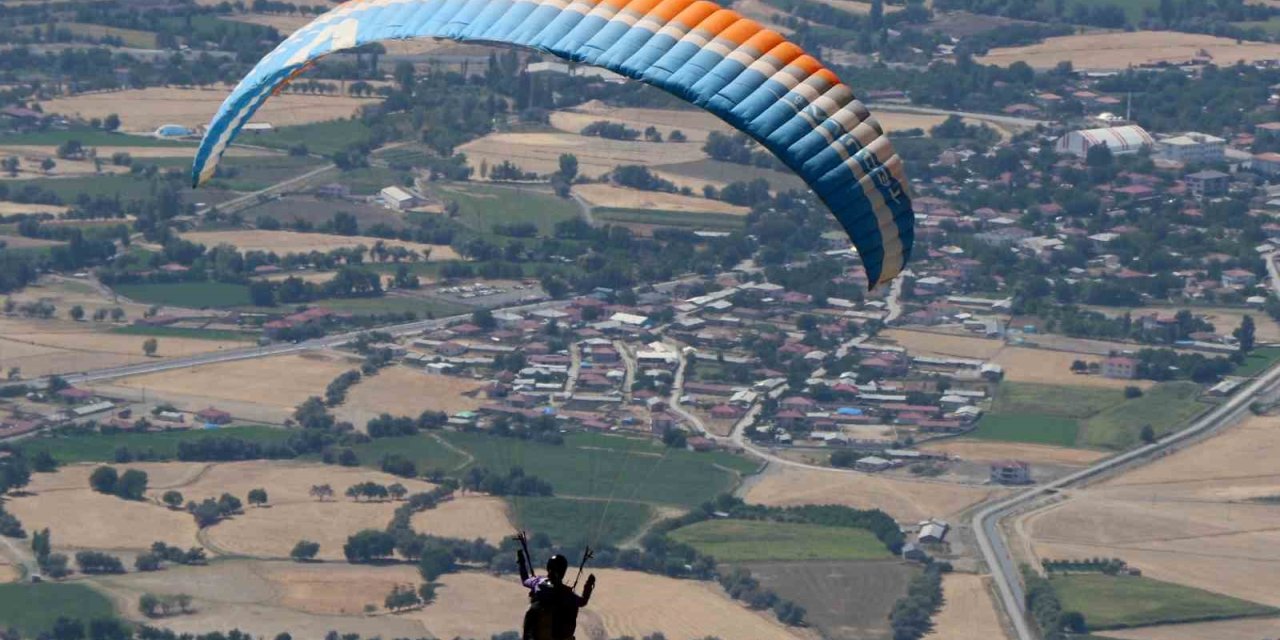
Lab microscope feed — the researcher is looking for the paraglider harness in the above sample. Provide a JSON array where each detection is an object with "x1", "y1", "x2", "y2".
[{"x1": 516, "y1": 531, "x2": 593, "y2": 640}]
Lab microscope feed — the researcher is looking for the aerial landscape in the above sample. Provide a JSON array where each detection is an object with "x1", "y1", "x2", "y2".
[{"x1": 4, "y1": 0, "x2": 1280, "y2": 639}]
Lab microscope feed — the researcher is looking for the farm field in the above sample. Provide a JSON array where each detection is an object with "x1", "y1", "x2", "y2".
[
  {"x1": 574, "y1": 183, "x2": 748, "y2": 215},
  {"x1": 18, "y1": 426, "x2": 292, "y2": 464},
  {"x1": 1079, "y1": 304, "x2": 1280, "y2": 342},
  {"x1": 6, "y1": 474, "x2": 202, "y2": 551},
  {"x1": 179, "y1": 230, "x2": 459, "y2": 260},
  {"x1": 348, "y1": 433, "x2": 469, "y2": 474},
  {"x1": 1078, "y1": 381, "x2": 1205, "y2": 449},
  {"x1": 1050, "y1": 574, "x2": 1277, "y2": 630},
  {"x1": 925, "y1": 573, "x2": 1004, "y2": 640},
  {"x1": 880, "y1": 328, "x2": 1003, "y2": 359},
  {"x1": 334, "y1": 366, "x2": 488, "y2": 428},
  {"x1": 0, "y1": 583, "x2": 116, "y2": 637},
  {"x1": 38, "y1": 87, "x2": 377, "y2": 134},
  {"x1": 433, "y1": 182, "x2": 579, "y2": 235},
  {"x1": 977, "y1": 31, "x2": 1280, "y2": 70},
  {"x1": 241, "y1": 195, "x2": 408, "y2": 229},
  {"x1": 745, "y1": 465, "x2": 1001, "y2": 523},
  {"x1": 510, "y1": 496, "x2": 655, "y2": 548},
  {"x1": 669, "y1": 520, "x2": 892, "y2": 562},
  {"x1": 411, "y1": 495, "x2": 512, "y2": 544},
  {"x1": 0, "y1": 234, "x2": 64, "y2": 249},
  {"x1": 551, "y1": 103, "x2": 726, "y2": 142},
  {"x1": 206, "y1": 499, "x2": 408, "y2": 560},
  {"x1": 1105, "y1": 616, "x2": 1280, "y2": 640},
  {"x1": 652, "y1": 157, "x2": 808, "y2": 192},
  {"x1": 993, "y1": 346, "x2": 1154, "y2": 389},
  {"x1": 919, "y1": 439, "x2": 1107, "y2": 467},
  {"x1": 592, "y1": 207, "x2": 745, "y2": 231},
  {"x1": 112, "y1": 282, "x2": 253, "y2": 308},
  {"x1": 1025, "y1": 414, "x2": 1280, "y2": 607},
  {"x1": 744, "y1": 560, "x2": 915, "y2": 640},
  {"x1": 0, "y1": 314, "x2": 247, "y2": 378},
  {"x1": 109, "y1": 325, "x2": 254, "y2": 341},
  {"x1": 100, "y1": 351, "x2": 354, "y2": 422},
  {"x1": 0, "y1": 201, "x2": 69, "y2": 216},
  {"x1": 458, "y1": 131, "x2": 707, "y2": 178},
  {"x1": 968, "y1": 414, "x2": 1081, "y2": 446}
]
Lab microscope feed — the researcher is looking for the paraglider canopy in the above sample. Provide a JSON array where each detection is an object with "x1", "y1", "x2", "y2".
[{"x1": 191, "y1": 0, "x2": 915, "y2": 286}]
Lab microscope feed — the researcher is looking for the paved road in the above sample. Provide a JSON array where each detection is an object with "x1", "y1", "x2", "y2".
[
  {"x1": 869, "y1": 103, "x2": 1050, "y2": 130},
  {"x1": 973, "y1": 357, "x2": 1280, "y2": 640}
]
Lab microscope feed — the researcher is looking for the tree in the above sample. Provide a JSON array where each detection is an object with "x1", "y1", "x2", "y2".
[
  {"x1": 89, "y1": 466, "x2": 118, "y2": 494},
  {"x1": 1235, "y1": 315, "x2": 1256, "y2": 353},
  {"x1": 191, "y1": 499, "x2": 223, "y2": 527},
  {"x1": 135, "y1": 552, "x2": 163, "y2": 572},
  {"x1": 384, "y1": 584, "x2": 423, "y2": 611},
  {"x1": 472, "y1": 308, "x2": 496, "y2": 330},
  {"x1": 291, "y1": 540, "x2": 320, "y2": 562},
  {"x1": 417, "y1": 545, "x2": 456, "y2": 580},
  {"x1": 557, "y1": 153, "x2": 578, "y2": 182},
  {"x1": 309, "y1": 484, "x2": 335, "y2": 501},
  {"x1": 388, "y1": 483, "x2": 408, "y2": 500},
  {"x1": 31, "y1": 528, "x2": 51, "y2": 560},
  {"x1": 1, "y1": 156, "x2": 18, "y2": 177},
  {"x1": 343, "y1": 529, "x2": 396, "y2": 563},
  {"x1": 162, "y1": 490, "x2": 184, "y2": 509},
  {"x1": 1139, "y1": 424, "x2": 1156, "y2": 444},
  {"x1": 1059, "y1": 610, "x2": 1087, "y2": 633},
  {"x1": 218, "y1": 493, "x2": 243, "y2": 515},
  {"x1": 69, "y1": 305, "x2": 84, "y2": 321},
  {"x1": 669, "y1": 129, "x2": 687, "y2": 142},
  {"x1": 247, "y1": 488, "x2": 269, "y2": 507},
  {"x1": 40, "y1": 158, "x2": 56, "y2": 174},
  {"x1": 114, "y1": 469, "x2": 148, "y2": 500},
  {"x1": 249, "y1": 281, "x2": 275, "y2": 306},
  {"x1": 103, "y1": 114, "x2": 121, "y2": 132},
  {"x1": 1124, "y1": 386, "x2": 1143, "y2": 399},
  {"x1": 142, "y1": 338, "x2": 158, "y2": 357},
  {"x1": 139, "y1": 593, "x2": 161, "y2": 618}
]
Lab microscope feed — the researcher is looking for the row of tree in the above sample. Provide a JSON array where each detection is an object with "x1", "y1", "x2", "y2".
[{"x1": 88, "y1": 466, "x2": 148, "y2": 500}]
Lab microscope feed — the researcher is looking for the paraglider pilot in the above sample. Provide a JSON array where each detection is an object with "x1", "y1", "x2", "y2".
[{"x1": 516, "y1": 533, "x2": 595, "y2": 640}]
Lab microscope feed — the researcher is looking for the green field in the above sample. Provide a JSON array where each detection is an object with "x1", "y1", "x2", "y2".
[
  {"x1": 310, "y1": 295, "x2": 471, "y2": 318},
  {"x1": 329, "y1": 167, "x2": 412, "y2": 195},
  {"x1": 593, "y1": 207, "x2": 745, "y2": 230},
  {"x1": 969, "y1": 414, "x2": 1081, "y2": 446},
  {"x1": 171, "y1": 155, "x2": 324, "y2": 192},
  {"x1": 18, "y1": 426, "x2": 292, "y2": 463},
  {"x1": 246, "y1": 119, "x2": 375, "y2": 156},
  {"x1": 654, "y1": 158, "x2": 806, "y2": 192},
  {"x1": 990, "y1": 383, "x2": 1123, "y2": 419},
  {"x1": 669, "y1": 519, "x2": 892, "y2": 562},
  {"x1": 511, "y1": 496, "x2": 653, "y2": 548},
  {"x1": 1235, "y1": 16, "x2": 1280, "y2": 36},
  {"x1": 348, "y1": 433, "x2": 469, "y2": 473},
  {"x1": 437, "y1": 183, "x2": 580, "y2": 236},
  {"x1": 441, "y1": 431, "x2": 759, "y2": 507},
  {"x1": 1052, "y1": 574, "x2": 1278, "y2": 630},
  {"x1": 114, "y1": 282, "x2": 252, "y2": 308},
  {"x1": 1080, "y1": 382, "x2": 1206, "y2": 449},
  {"x1": 109, "y1": 325, "x2": 255, "y2": 341},
  {"x1": 5, "y1": 175, "x2": 176, "y2": 202},
  {"x1": 0, "y1": 583, "x2": 117, "y2": 636},
  {"x1": 0, "y1": 130, "x2": 188, "y2": 147},
  {"x1": 1235, "y1": 346, "x2": 1280, "y2": 377},
  {"x1": 64, "y1": 22, "x2": 158, "y2": 48}
]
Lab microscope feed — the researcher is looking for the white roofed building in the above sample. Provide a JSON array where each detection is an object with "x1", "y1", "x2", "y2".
[{"x1": 1055, "y1": 125, "x2": 1154, "y2": 158}]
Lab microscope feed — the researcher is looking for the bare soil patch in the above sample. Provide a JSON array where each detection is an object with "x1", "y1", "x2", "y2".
[
  {"x1": 993, "y1": 346, "x2": 1155, "y2": 389},
  {"x1": 38, "y1": 87, "x2": 377, "y2": 134},
  {"x1": 181, "y1": 230, "x2": 458, "y2": 261},
  {"x1": 1024, "y1": 414, "x2": 1280, "y2": 607},
  {"x1": 574, "y1": 183, "x2": 748, "y2": 215},
  {"x1": 880, "y1": 329, "x2": 1004, "y2": 359},
  {"x1": 0, "y1": 235, "x2": 64, "y2": 249},
  {"x1": 0, "y1": 561, "x2": 20, "y2": 584},
  {"x1": 978, "y1": 31, "x2": 1280, "y2": 70},
  {"x1": 745, "y1": 465, "x2": 1001, "y2": 523},
  {"x1": 459, "y1": 131, "x2": 706, "y2": 178},
  {"x1": 0, "y1": 201, "x2": 69, "y2": 216},
  {"x1": 551, "y1": 104, "x2": 727, "y2": 143},
  {"x1": 920, "y1": 440, "x2": 1108, "y2": 467},
  {"x1": 926, "y1": 573, "x2": 1006, "y2": 640},
  {"x1": 260, "y1": 561, "x2": 422, "y2": 615},
  {"x1": 6, "y1": 487, "x2": 199, "y2": 552},
  {"x1": 410, "y1": 495, "x2": 512, "y2": 544},
  {"x1": 334, "y1": 366, "x2": 487, "y2": 429}
]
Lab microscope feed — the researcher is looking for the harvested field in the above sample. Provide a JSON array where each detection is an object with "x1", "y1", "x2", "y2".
[
  {"x1": 0, "y1": 562, "x2": 19, "y2": 584},
  {"x1": 106, "y1": 351, "x2": 353, "y2": 422},
  {"x1": 0, "y1": 315, "x2": 248, "y2": 378},
  {"x1": 978, "y1": 31, "x2": 1280, "y2": 70},
  {"x1": 880, "y1": 328, "x2": 1004, "y2": 359},
  {"x1": 180, "y1": 230, "x2": 459, "y2": 260},
  {"x1": 39, "y1": 87, "x2": 377, "y2": 134},
  {"x1": 745, "y1": 465, "x2": 1001, "y2": 523},
  {"x1": 205, "y1": 500, "x2": 408, "y2": 560},
  {"x1": 0, "y1": 144, "x2": 261, "y2": 161},
  {"x1": 993, "y1": 346, "x2": 1154, "y2": 389},
  {"x1": 744, "y1": 560, "x2": 912, "y2": 640},
  {"x1": 919, "y1": 440, "x2": 1107, "y2": 467},
  {"x1": 91, "y1": 560, "x2": 428, "y2": 639},
  {"x1": 6, "y1": 485, "x2": 200, "y2": 551},
  {"x1": 0, "y1": 201, "x2": 68, "y2": 216},
  {"x1": 574, "y1": 183, "x2": 748, "y2": 215},
  {"x1": 334, "y1": 366, "x2": 487, "y2": 429},
  {"x1": 1106, "y1": 617, "x2": 1280, "y2": 640},
  {"x1": 458, "y1": 131, "x2": 706, "y2": 178},
  {"x1": 0, "y1": 235, "x2": 63, "y2": 249},
  {"x1": 27, "y1": 461, "x2": 208, "y2": 493},
  {"x1": 161, "y1": 460, "x2": 435, "y2": 506},
  {"x1": 1023, "y1": 414, "x2": 1280, "y2": 607},
  {"x1": 925, "y1": 573, "x2": 1005, "y2": 640},
  {"x1": 551, "y1": 104, "x2": 727, "y2": 143},
  {"x1": 410, "y1": 495, "x2": 512, "y2": 544}
]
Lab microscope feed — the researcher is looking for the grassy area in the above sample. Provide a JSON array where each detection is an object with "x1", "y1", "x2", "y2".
[
  {"x1": 1080, "y1": 382, "x2": 1206, "y2": 449},
  {"x1": 990, "y1": 382, "x2": 1123, "y2": 419},
  {"x1": 172, "y1": 155, "x2": 324, "y2": 192},
  {"x1": 109, "y1": 325, "x2": 256, "y2": 341},
  {"x1": 654, "y1": 158, "x2": 806, "y2": 192},
  {"x1": 329, "y1": 167, "x2": 411, "y2": 195},
  {"x1": 64, "y1": 22, "x2": 158, "y2": 48},
  {"x1": 17, "y1": 426, "x2": 292, "y2": 463},
  {"x1": 511, "y1": 496, "x2": 653, "y2": 548},
  {"x1": 348, "y1": 433, "x2": 469, "y2": 473},
  {"x1": 1235, "y1": 16, "x2": 1280, "y2": 36},
  {"x1": 436, "y1": 183, "x2": 580, "y2": 236},
  {"x1": 441, "y1": 431, "x2": 759, "y2": 507},
  {"x1": 669, "y1": 519, "x2": 892, "y2": 562},
  {"x1": 0, "y1": 129, "x2": 189, "y2": 147},
  {"x1": 247, "y1": 119, "x2": 374, "y2": 156},
  {"x1": 969, "y1": 414, "x2": 1081, "y2": 446},
  {"x1": 5, "y1": 175, "x2": 176, "y2": 202},
  {"x1": 311, "y1": 295, "x2": 471, "y2": 318},
  {"x1": 593, "y1": 207, "x2": 745, "y2": 230},
  {"x1": 1235, "y1": 346, "x2": 1280, "y2": 377},
  {"x1": 1052, "y1": 574, "x2": 1278, "y2": 630},
  {"x1": 114, "y1": 282, "x2": 252, "y2": 308},
  {"x1": 0, "y1": 583, "x2": 117, "y2": 637}
]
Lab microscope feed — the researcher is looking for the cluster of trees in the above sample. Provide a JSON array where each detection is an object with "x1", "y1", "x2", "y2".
[
  {"x1": 138, "y1": 593, "x2": 194, "y2": 619},
  {"x1": 325, "y1": 370, "x2": 362, "y2": 407},
  {"x1": 611, "y1": 165, "x2": 678, "y2": 193},
  {"x1": 1024, "y1": 569, "x2": 1086, "y2": 638},
  {"x1": 485, "y1": 413, "x2": 564, "y2": 445},
  {"x1": 889, "y1": 563, "x2": 949, "y2": 640},
  {"x1": 136, "y1": 541, "x2": 207, "y2": 571},
  {"x1": 460, "y1": 466, "x2": 553, "y2": 497},
  {"x1": 32, "y1": 528, "x2": 71, "y2": 578},
  {"x1": 702, "y1": 132, "x2": 781, "y2": 170},
  {"x1": 290, "y1": 540, "x2": 321, "y2": 562},
  {"x1": 367, "y1": 411, "x2": 445, "y2": 438},
  {"x1": 88, "y1": 466, "x2": 148, "y2": 500},
  {"x1": 380, "y1": 454, "x2": 418, "y2": 479},
  {"x1": 580, "y1": 120, "x2": 640, "y2": 141},
  {"x1": 718, "y1": 568, "x2": 806, "y2": 625},
  {"x1": 344, "y1": 481, "x2": 407, "y2": 502},
  {"x1": 1042, "y1": 557, "x2": 1131, "y2": 576},
  {"x1": 187, "y1": 493, "x2": 244, "y2": 527},
  {"x1": 384, "y1": 583, "x2": 435, "y2": 611},
  {"x1": 76, "y1": 550, "x2": 126, "y2": 575},
  {"x1": 1133, "y1": 348, "x2": 1234, "y2": 383}
]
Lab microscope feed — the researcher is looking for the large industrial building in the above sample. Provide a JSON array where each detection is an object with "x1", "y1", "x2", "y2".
[{"x1": 1055, "y1": 124, "x2": 1155, "y2": 158}]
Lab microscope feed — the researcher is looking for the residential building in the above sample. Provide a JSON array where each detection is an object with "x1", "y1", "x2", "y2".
[
  {"x1": 1222, "y1": 268, "x2": 1259, "y2": 288},
  {"x1": 1253, "y1": 152, "x2": 1280, "y2": 176},
  {"x1": 1184, "y1": 170, "x2": 1230, "y2": 198},
  {"x1": 1103, "y1": 356, "x2": 1137, "y2": 379},
  {"x1": 990, "y1": 460, "x2": 1031, "y2": 485},
  {"x1": 1158, "y1": 132, "x2": 1226, "y2": 164}
]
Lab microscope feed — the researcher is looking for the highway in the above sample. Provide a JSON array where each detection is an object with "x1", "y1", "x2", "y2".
[{"x1": 973, "y1": 356, "x2": 1280, "y2": 640}]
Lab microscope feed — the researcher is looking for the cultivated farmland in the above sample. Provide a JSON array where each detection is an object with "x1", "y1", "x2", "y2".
[
  {"x1": 744, "y1": 560, "x2": 915, "y2": 640},
  {"x1": 745, "y1": 465, "x2": 1001, "y2": 523},
  {"x1": 334, "y1": 366, "x2": 489, "y2": 429},
  {"x1": 977, "y1": 31, "x2": 1280, "y2": 70},
  {"x1": 925, "y1": 573, "x2": 1005, "y2": 640},
  {"x1": 180, "y1": 230, "x2": 460, "y2": 261}
]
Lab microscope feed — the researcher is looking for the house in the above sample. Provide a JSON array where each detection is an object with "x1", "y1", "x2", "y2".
[
  {"x1": 1184, "y1": 170, "x2": 1230, "y2": 198},
  {"x1": 710, "y1": 405, "x2": 743, "y2": 420},
  {"x1": 854, "y1": 456, "x2": 892, "y2": 473},
  {"x1": 1102, "y1": 356, "x2": 1137, "y2": 380},
  {"x1": 1253, "y1": 152, "x2": 1280, "y2": 177},
  {"x1": 917, "y1": 519, "x2": 950, "y2": 544},
  {"x1": 196, "y1": 407, "x2": 233, "y2": 425},
  {"x1": 56, "y1": 387, "x2": 93, "y2": 403},
  {"x1": 1055, "y1": 125, "x2": 1154, "y2": 158},
  {"x1": 1222, "y1": 268, "x2": 1259, "y2": 289},
  {"x1": 380, "y1": 186, "x2": 419, "y2": 211},
  {"x1": 650, "y1": 412, "x2": 677, "y2": 433},
  {"x1": 1158, "y1": 132, "x2": 1225, "y2": 164},
  {"x1": 990, "y1": 460, "x2": 1032, "y2": 485}
]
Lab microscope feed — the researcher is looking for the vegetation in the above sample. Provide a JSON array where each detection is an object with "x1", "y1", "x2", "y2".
[
  {"x1": 511, "y1": 497, "x2": 653, "y2": 548},
  {"x1": 113, "y1": 282, "x2": 252, "y2": 308},
  {"x1": 669, "y1": 519, "x2": 893, "y2": 562},
  {"x1": 889, "y1": 563, "x2": 948, "y2": 640},
  {"x1": 970, "y1": 414, "x2": 1081, "y2": 446},
  {"x1": 19, "y1": 426, "x2": 292, "y2": 463},
  {"x1": 1051, "y1": 574, "x2": 1279, "y2": 630},
  {"x1": 109, "y1": 325, "x2": 253, "y2": 341},
  {"x1": 1080, "y1": 382, "x2": 1206, "y2": 449},
  {"x1": 0, "y1": 583, "x2": 116, "y2": 637}
]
